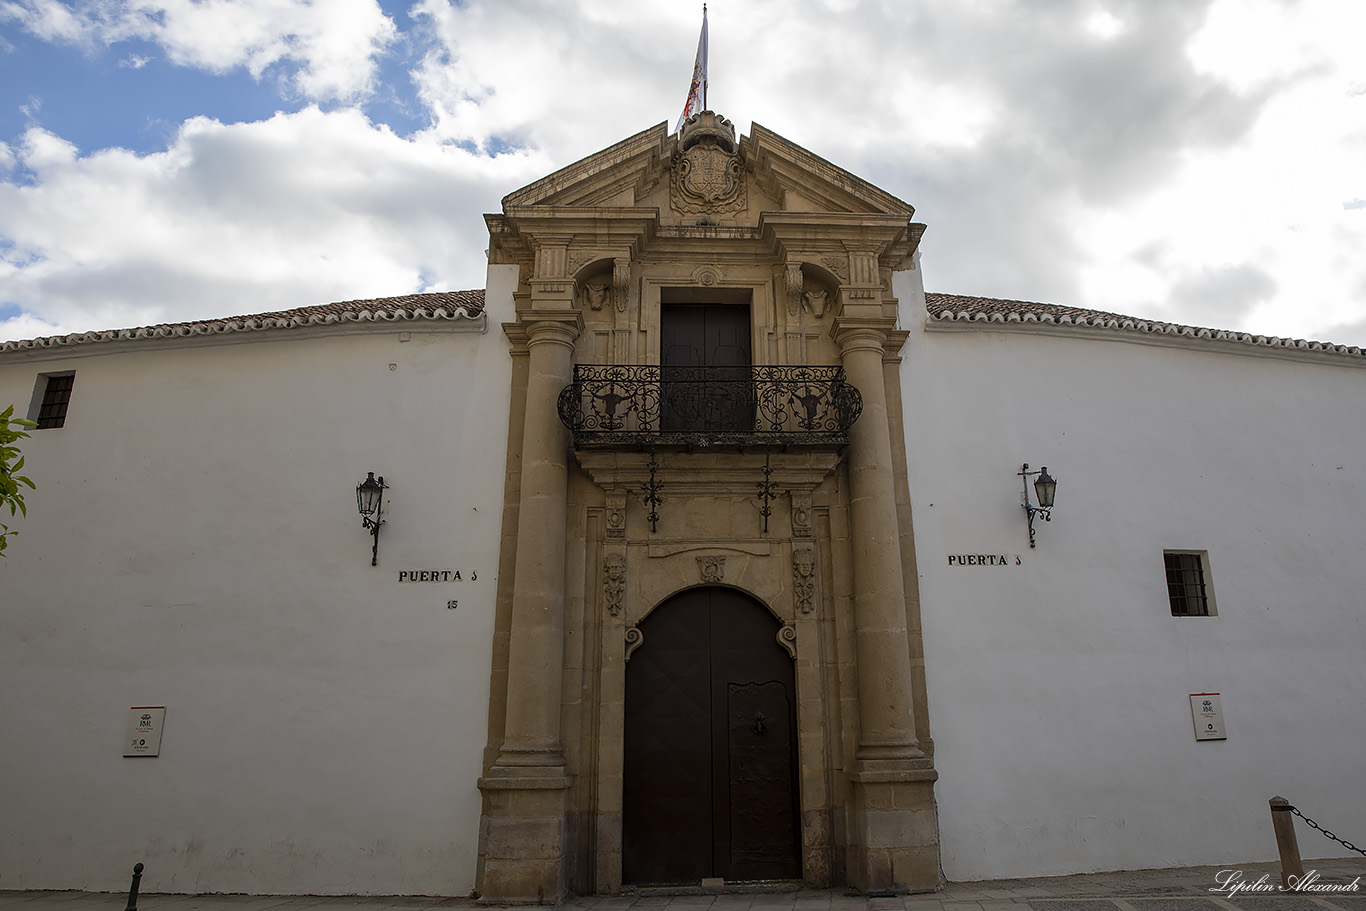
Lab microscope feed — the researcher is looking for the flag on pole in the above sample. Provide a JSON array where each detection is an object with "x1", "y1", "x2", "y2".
[{"x1": 674, "y1": 5, "x2": 708, "y2": 133}]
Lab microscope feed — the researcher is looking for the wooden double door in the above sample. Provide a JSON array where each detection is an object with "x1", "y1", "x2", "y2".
[
  {"x1": 622, "y1": 587, "x2": 801, "y2": 884},
  {"x1": 660, "y1": 302, "x2": 754, "y2": 434}
]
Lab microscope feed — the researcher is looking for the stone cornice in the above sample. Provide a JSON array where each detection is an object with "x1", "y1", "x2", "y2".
[
  {"x1": 575, "y1": 449, "x2": 842, "y2": 496},
  {"x1": 758, "y1": 212, "x2": 922, "y2": 271},
  {"x1": 501, "y1": 122, "x2": 669, "y2": 208},
  {"x1": 491, "y1": 207, "x2": 659, "y2": 269},
  {"x1": 744, "y1": 123, "x2": 916, "y2": 216}
]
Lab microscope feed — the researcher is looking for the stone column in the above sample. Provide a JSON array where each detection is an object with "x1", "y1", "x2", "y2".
[
  {"x1": 834, "y1": 314, "x2": 940, "y2": 894},
  {"x1": 479, "y1": 312, "x2": 581, "y2": 904}
]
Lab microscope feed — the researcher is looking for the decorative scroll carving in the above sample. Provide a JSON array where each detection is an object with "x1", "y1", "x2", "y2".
[
  {"x1": 697, "y1": 555, "x2": 726, "y2": 583},
  {"x1": 790, "y1": 493, "x2": 812, "y2": 538},
  {"x1": 605, "y1": 490, "x2": 627, "y2": 539},
  {"x1": 793, "y1": 547, "x2": 816, "y2": 614},
  {"x1": 583, "y1": 279, "x2": 610, "y2": 311},
  {"x1": 558, "y1": 365, "x2": 864, "y2": 447},
  {"x1": 567, "y1": 251, "x2": 595, "y2": 277},
  {"x1": 603, "y1": 552, "x2": 626, "y2": 617},
  {"x1": 803, "y1": 289, "x2": 829, "y2": 319},
  {"x1": 776, "y1": 624, "x2": 797, "y2": 659},
  {"x1": 785, "y1": 264, "x2": 803, "y2": 316},
  {"x1": 613, "y1": 258, "x2": 630, "y2": 313},
  {"x1": 625, "y1": 626, "x2": 644, "y2": 662}
]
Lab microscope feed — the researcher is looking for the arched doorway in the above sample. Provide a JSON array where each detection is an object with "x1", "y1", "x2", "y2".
[{"x1": 623, "y1": 586, "x2": 801, "y2": 884}]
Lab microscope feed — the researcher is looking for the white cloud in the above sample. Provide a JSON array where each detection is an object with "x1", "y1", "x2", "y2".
[
  {"x1": 1073, "y1": 0, "x2": 1366, "y2": 341},
  {"x1": 3, "y1": 1, "x2": 1365, "y2": 348},
  {"x1": 1082, "y1": 7, "x2": 1126, "y2": 41},
  {"x1": 0, "y1": 0, "x2": 397, "y2": 101},
  {"x1": 0, "y1": 108, "x2": 549, "y2": 337}
]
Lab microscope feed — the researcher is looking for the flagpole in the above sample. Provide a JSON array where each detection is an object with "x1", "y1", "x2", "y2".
[{"x1": 675, "y1": 4, "x2": 710, "y2": 133}]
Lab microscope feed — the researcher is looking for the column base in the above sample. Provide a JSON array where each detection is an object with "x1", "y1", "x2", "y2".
[
  {"x1": 477, "y1": 770, "x2": 572, "y2": 905},
  {"x1": 846, "y1": 761, "x2": 940, "y2": 895}
]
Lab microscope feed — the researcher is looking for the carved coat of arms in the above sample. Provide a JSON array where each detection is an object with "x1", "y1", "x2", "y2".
[{"x1": 671, "y1": 143, "x2": 746, "y2": 214}]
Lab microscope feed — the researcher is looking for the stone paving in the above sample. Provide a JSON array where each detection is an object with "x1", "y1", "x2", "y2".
[{"x1": 2, "y1": 860, "x2": 1363, "y2": 911}]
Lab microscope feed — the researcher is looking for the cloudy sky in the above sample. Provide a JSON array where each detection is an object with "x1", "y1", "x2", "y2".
[{"x1": 1, "y1": 0, "x2": 1363, "y2": 345}]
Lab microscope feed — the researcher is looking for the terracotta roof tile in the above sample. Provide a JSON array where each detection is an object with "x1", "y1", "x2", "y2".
[
  {"x1": 924, "y1": 291, "x2": 1365, "y2": 361},
  {"x1": 5, "y1": 286, "x2": 1359, "y2": 364},
  {"x1": 1, "y1": 290, "x2": 486, "y2": 353}
]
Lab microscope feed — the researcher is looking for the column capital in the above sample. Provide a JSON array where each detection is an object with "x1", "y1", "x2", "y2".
[
  {"x1": 831, "y1": 316, "x2": 897, "y2": 356},
  {"x1": 522, "y1": 310, "x2": 584, "y2": 349}
]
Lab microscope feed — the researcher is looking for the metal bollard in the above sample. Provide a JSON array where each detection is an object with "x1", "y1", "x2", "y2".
[
  {"x1": 1270, "y1": 797, "x2": 1303, "y2": 888},
  {"x1": 124, "y1": 863, "x2": 144, "y2": 911}
]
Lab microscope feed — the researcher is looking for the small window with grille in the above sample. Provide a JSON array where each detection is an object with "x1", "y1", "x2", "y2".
[
  {"x1": 1164, "y1": 551, "x2": 1215, "y2": 617},
  {"x1": 32, "y1": 372, "x2": 75, "y2": 429}
]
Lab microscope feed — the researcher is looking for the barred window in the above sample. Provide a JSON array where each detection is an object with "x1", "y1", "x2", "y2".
[
  {"x1": 1164, "y1": 551, "x2": 1214, "y2": 617},
  {"x1": 34, "y1": 372, "x2": 75, "y2": 429}
]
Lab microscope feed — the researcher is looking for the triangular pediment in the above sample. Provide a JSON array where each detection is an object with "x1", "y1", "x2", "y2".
[{"x1": 499, "y1": 115, "x2": 915, "y2": 222}]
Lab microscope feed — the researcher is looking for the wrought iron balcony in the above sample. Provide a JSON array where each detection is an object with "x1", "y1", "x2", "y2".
[{"x1": 557, "y1": 364, "x2": 863, "y2": 447}]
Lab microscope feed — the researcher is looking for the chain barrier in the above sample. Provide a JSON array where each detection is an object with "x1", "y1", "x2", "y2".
[{"x1": 1288, "y1": 804, "x2": 1366, "y2": 856}]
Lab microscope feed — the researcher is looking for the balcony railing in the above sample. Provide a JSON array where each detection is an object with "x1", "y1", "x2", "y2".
[{"x1": 557, "y1": 364, "x2": 862, "y2": 446}]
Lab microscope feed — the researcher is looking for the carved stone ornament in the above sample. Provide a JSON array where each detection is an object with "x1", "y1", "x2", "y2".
[
  {"x1": 793, "y1": 546, "x2": 816, "y2": 614},
  {"x1": 625, "y1": 626, "x2": 644, "y2": 662},
  {"x1": 613, "y1": 258, "x2": 630, "y2": 312},
  {"x1": 791, "y1": 493, "x2": 813, "y2": 538},
  {"x1": 697, "y1": 555, "x2": 727, "y2": 583},
  {"x1": 566, "y1": 251, "x2": 595, "y2": 277},
  {"x1": 582, "y1": 279, "x2": 610, "y2": 311},
  {"x1": 671, "y1": 115, "x2": 746, "y2": 215},
  {"x1": 776, "y1": 624, "x2": 797, "y2": 659},
  {"x1": 803, "y1": 288, "x2": 829, "y2": 319},
  {"x1": 821, "y1": 254, "x2": 849, "y2": 283},
  {"x1": 785, "y1": 264, "x2": 803, "y2": 316},
  {"x1": 692, "y1": 265, "x2": 721, "y2": 287},
  {"x1": 605, "y1": 491, "x2": 627, "y2": 539},
  {"x1": 603, "y1": 552, "x2": 626, "y2": 618}
]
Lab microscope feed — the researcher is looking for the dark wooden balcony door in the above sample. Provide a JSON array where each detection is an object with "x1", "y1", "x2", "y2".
[
  {"x1": 622, "y1": 587, "x2": 801, "y2": 885},
  {"x1": 661, "y1": 302, "x2": 754, "y2": 434}
]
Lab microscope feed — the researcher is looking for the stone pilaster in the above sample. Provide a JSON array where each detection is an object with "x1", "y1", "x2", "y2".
[
  {"x1": 834, "y1": 317, "x2": 939, "y2": 894},
  {"x1": 479, "y1": 312, "x2": 581, "y2": 905}
]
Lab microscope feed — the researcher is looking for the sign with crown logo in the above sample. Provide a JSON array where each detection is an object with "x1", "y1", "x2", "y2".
[
  {"x1": 124, "y1": 706, "x2": 166, "y2": 757},
  {"x1": 1189, "y1": 693, "x2": 1226, "y2": 741}
]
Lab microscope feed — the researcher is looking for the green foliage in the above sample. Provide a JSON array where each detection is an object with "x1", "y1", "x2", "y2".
[{"x1": 1, "y1": 404, "x2": 37, "y2": 555}]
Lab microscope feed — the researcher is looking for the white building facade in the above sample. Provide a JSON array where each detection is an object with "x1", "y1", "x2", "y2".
[
  {"x1": 904, "y1": 290, "x2": 1366, "y2": 880},
  {"x1": 0, "y1": 288, "x2": 515, "y2": 896},
  {"x1": 1, "y1": 118, "x2": 1363, "y2": 898}
]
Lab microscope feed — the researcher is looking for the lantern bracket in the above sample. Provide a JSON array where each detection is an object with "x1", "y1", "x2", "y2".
[
  {"x1": 356, "y1": 472, "x2": 387, "y2": 566},
  {"x1": 1019, "y1": 463, "x2": 1056, "y2": 549}
]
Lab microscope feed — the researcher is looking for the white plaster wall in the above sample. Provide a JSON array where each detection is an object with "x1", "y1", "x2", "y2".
[
  {"x1": 0, "y1": 271, "x2": 516, "y2": 895},
  {"x1": 896, "y1": 290, "x2": 1366, "y2": 879}
]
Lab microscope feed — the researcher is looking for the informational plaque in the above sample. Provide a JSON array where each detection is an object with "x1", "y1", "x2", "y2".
[
  {"x1": 124, "y1": 707, "x2": 166, "y2": 757},
  {"x1": 1189, "y1": 693, "x2": 1226, "y2": 741}
]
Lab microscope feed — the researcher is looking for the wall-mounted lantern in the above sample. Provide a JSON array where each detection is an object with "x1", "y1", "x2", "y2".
[
  {"x1": 1019, "y1": 463, "x2": 1056, "y2": 549},
  {"x1": 356, "y1": 472, "x2": 387, "y2": 566}
]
